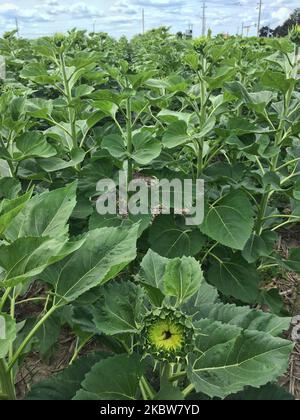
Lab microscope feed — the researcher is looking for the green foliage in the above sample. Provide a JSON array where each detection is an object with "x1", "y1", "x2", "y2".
[{"x1": 0, "y1": 28, "x2": 298, "y2": 401}]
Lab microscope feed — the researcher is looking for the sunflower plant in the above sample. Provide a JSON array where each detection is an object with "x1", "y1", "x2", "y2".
[{"x1": 25, "y1": 249, "x2": 293, "y2": 400}]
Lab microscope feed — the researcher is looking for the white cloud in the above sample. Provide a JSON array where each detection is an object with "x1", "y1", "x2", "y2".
[
  {"x1": 271, "y1": 7, "x2": 290, "y2": 23},
  {"x1": 0, "y1": 0, "x2": 298, "y2": 38},
  {"x1": 0, "y1": 2, "x2": 18, "y2": 15}
]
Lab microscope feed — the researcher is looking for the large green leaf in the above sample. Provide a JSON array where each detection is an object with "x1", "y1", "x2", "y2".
[
  {"x1": 92, "y1": 281, "x2": 143, "y2": 335},
  {"x1": 200, "y1": 191, "x2": 254, "y2": 250},
  {"x1": 138, "y1": 249, "x2": 168, "y2": 306},
  {"x1": 163, "y1": 256, "x2": 203, "y2": 305},
  {"x1": 188, "y1": 320, "x2": 293, "y2": 399},
  {"x1": 0, "y1": 178, "x2": 21, "y2": 199},
  {"x1": 195, "y1": 302, "x2": 290, "y2": 336},
  {"x1": 102, "y1": 134, "x2": 126, "y2": 159},
  {"x1": 149, "y1": 215, "x2": 206, "y2": 258},
  {"x1": 228, "y1": 383, "x2": 294, "y2": 400},
  {"x1": 132, "y1": 131, "x2": 161, "y2": 165},
  {"x1": 26, "y1": 353, "x2": 107, "y2": 400},
  {"x1": 279, "y1": 249, "x2": 300, "y2": 273},
  {"x1": 74, "y1": 354, "x2": 143, "y2": 400},
  {"x1": 0, "y1": 314, "x2": 16, "y2": 358},
  {"x1": 0, "y1": 190, "x2": 32, "y2": 236},
  {"x1": 4, "y1": 182, "x2": 77, "y2": 241},
  {"x1": 162, "y1": 121, "x2": 190, "y2": 149},
  {"x1": 0, "y1": 236, "x2": 84, "y2": 287},
  {"x1": 207, "y1": 254, "x2": 261, "y2": 303},
  {"x1": 14, "y1": 132, "x2": 57, "y2": 160},
  {"x1": 242, "y1": 232, "x2": 277, "y2": 264},
  {"x1": 41, "y1": 225, "x2": 139, "y2": 304}
]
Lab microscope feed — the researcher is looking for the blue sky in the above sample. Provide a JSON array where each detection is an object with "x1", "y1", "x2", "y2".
[{"x1": 0, "y1": 0, "x2": 298, "y2": 38}]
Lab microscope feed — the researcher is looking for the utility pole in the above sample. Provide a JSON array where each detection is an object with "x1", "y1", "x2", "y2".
[
  {"x1": 92, "y1": 19, "x2": 96, "y2": 33},
  {"x1": 241, "y1": 22, "x2": 244, "y2": 37},
  {"x1": 15, "y1": 17, "x2": 19, "y2": 38},
  {"x1": 142, "y1": 8, "x2": 145, "y2": 34},
  {"x1": 257, "y1": 0, "x2": 263, "y2": 37},
  {"x1": 201, "y1": 1, "x2": 207, "y2": 37}
]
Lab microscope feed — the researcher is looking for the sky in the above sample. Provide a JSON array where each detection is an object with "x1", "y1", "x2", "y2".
[{"x1": 0, "y1": 0, "x2": 298, "y2": 39}]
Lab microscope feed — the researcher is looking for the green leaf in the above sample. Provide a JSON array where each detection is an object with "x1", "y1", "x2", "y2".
[
  {"x1": 280, "y1": 248, "x2": 300, "y2": 273},
  {"x1": 37, "y1": 149, "x2": 85, "y2": 172},
  {"x1": 200, "y1": 191, "x2": 254, "y2": 250},
  {"x1": 154, "y1": 383, "x2": 184, "y2": 400},
  {"x1": 162, "y1": 121, "x2": 190, "y2": 149},
  {"x1": 195, "y1": 302, "x2": 291, "y2": 336},
  {"x1": 26, "y1": 353, "x2": 107, "y2": 400},
  {"x1": 41, "y1": 225, "x2": 139, "y2": 304},
  {"x1": 149, "y1": 215, "x2": 206, "y2": 258},
  {"x1": 0, "y1": 314, "x2": 16, "y2": 358},
  {"x1": 138, "y1": 249, "x2": 168, "y2": 306},
  {"x1": 163, "y1": 256, "x2": 203, "y2": 305},
  {"x1": 4, "y1": 182, "x2": 77, "y2": 241},
  {"x1": 74, "y1": 354, "x2": 143, "y2": 400},
  {"x1": 242, "y1": 232, "x2": 277, "y2": 264},
  {"x1": 20, "y1": 63, "x2": 59, "y2": 84},
  {"x1": 14, "y1": 132, "x2": 57, "y2": 160},
  {"x1": 102, "y1": 134, "x2": 126, "y2": 159},
  {"x1": 0, "y1": 236, "x2": 83, "y2": 287},
  {"x1": 228, "y1": 383, "x2": 294, "y2": 400},
  {"x1": 261, "y1": 71, "x2": 294, "y2": 94},
  {"x1": 0, "y1": 178, "x2": 21, "y2": 199},
  {"x1": 207, "y1": 254, "x2": 261, "y2": 304},
  {"x1": 92, "y1": 281, "x2": 143, "y2": 335},
  {"x1": 205, "y1": 66, "x2": 236, "y2": 90},
  {"x1": 89, "y1": 212, "x2": 151, "y2": 237},
  {"x1": 0, "y1": 190, "x2": 32, "y2": 236},
  {"x1": 132, "y1": 131, "x2": 161, "y2": 165},
  {"x1": 188, "y1": 320, "x2": 293, "y2": 399},
  {"x1": 93, "y1": 101, "x2": 118, "y2": 119},
  {"x1": 158, "y1": 109, "x2": 192, "y2": 125},
  {"x1": 26, "y1": 98, "x2": 53, "y2": 119}
]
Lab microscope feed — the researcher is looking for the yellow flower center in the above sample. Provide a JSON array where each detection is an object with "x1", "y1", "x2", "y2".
[{"x1": 148, "y1": 320, "x2": 184, "y2": 352}]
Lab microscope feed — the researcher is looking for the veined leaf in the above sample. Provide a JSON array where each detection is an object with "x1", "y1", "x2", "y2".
[
  {"x1": 200, "y1": 190, "x2": 254, "y2": 250},
  {"x1": 188, "y1": 319, "x2": 293, "y2": 399},
  {"x1": 0, "y1": 236, "x2": 84, "y2": 287},
  {"x1": 207, "y1": 254, "x2": 261, "y2": 303},
  {"x1": 163, "y1": 256, "x2": 203, "y2": 305},
  {"x1": 4, "y1": 182, "x2": 77, "y2": 241},
  {"x1": 41, "y1": 225, "x2": 139, "y2": 304},
  {"x1": 74, "y1": 354, "x2": 143, "y2": 400},
  {"x1": 92, "y1": 281, "x2": 144, "y2": 335},
  {"x1": 194, "y1": 302, "x2": 291, "y2": 336},
  {"x1": 0, "y1": 190, "x2": 32, "y2": 236}
]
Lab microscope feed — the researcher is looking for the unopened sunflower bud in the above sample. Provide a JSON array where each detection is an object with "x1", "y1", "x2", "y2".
[
  {"x1": 290, "y1": 25, "x2": 300, "y2": 46},
  {"x1": 141, "y1": 307, "x2": 194, "y2": 362}
]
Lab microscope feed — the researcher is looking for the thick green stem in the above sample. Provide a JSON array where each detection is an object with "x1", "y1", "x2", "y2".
[
  {"x1": 140, "y1": 376, "x2": 155, "y2": 400},
  {"x1": 60, "y1": 53, "x2": 77, "y2": 150},
  {"x1": 126, "y1": 96, "x2": 133, "y2": 186},
  {"x1": 0, "y1": 359, "x2": 15, "y2": 400},
  {"x1": 0, "y1": 287, "x2": 12, "y2": 312},
  {"x1": 255, "y1": 46, "x2": 298, "y2": 235},
  {"x1": 8, "y1": 305, "x2": 58, "y2": 371},
  {"x1": 182, "y1": 384, "x2": 195, "y2": 398}
]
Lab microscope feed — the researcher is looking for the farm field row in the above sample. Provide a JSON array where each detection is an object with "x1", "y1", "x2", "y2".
[{"x1": 0, "y1": 28, "x2": 299, "y2": 400}]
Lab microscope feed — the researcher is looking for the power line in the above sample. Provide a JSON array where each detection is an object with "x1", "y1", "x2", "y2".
[
  {"x1": 15, "y1": 17, "x2": 19, "y2": 38},
  {"x1": 142, "y1": 8, "x2": 145, "y2": 34},
  {"x1": 257, "y1": 0, "x2": 263, "y2": 37}
]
